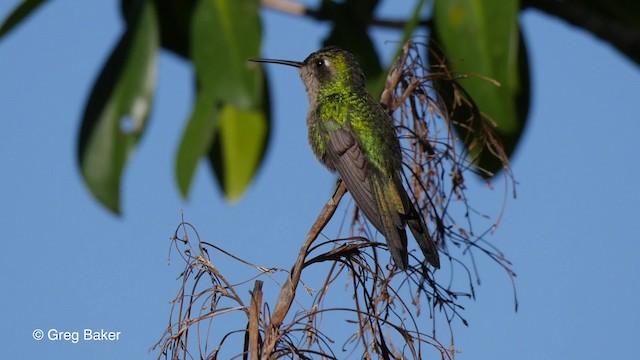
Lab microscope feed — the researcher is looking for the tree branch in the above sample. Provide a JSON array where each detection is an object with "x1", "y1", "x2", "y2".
[
  {"x1": 260, "y1": 0, "x2": 306, "y2": 16},
  {"x1": 260, "y1": 0, "x2": 430, "y2": 29}
]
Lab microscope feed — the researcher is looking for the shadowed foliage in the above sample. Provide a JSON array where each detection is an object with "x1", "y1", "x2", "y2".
[{"x1": 2, "y1": 0, "x2": 637, "y2": 212}]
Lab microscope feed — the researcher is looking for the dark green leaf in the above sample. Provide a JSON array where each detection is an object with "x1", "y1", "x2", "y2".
[
  {"x1": 525, "y1": 0, "x2": 640, "y2": 66},
  {"x1": 581, "y1": 0, "x2": 640, "y2": 26},
  {"x1": 121, "y1": 0, "x2": 197, "y2": 58},
  {"x1": 0, "y1": 0, "x2": 47, "y2": 39},
  {"x1": 577, "y1": 0, "x2": 640, "y2": 65},
  {"x1": 77, "y1": 0, "x2": 159, "y2": 213},
  {"x1": 432, "y1": 0, "x2": 529, "y2": 176}
]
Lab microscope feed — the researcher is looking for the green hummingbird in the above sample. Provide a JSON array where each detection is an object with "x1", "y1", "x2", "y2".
[{"x1": 251, "y1": 47, "x2": 440, "y2": 269}]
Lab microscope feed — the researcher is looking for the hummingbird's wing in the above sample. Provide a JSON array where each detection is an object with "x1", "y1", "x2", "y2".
[
  {"x1": 326, "y1": 127, "x2": 410, "y2": 269},
  {"x1": 356, "y1": 103, "x2": 440, "y2": 269},
  {"x1": 326, "y1": 127, "x2": 381, "y2": 230},
  {"x1": 321, "y1": 101, "x2": 438, "y2": 269}
]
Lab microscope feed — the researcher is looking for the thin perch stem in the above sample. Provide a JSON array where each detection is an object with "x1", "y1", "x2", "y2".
[{"x1": 261, "y1": 181, "x2": 347, "y2": 358}]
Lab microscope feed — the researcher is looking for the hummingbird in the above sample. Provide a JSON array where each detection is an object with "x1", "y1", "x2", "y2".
[{"x1": 250, "y1": 47, "x2": 440, "y2": 269}]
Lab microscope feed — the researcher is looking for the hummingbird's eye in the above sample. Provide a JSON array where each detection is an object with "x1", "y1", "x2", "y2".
[{"x1": 314, "y1": 59, "x2": 325, "y2": 68}]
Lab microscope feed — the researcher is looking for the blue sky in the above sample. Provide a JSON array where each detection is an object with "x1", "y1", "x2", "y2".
[{"x1": 1, "y1": 1, "x2": 639, "y2": 359}]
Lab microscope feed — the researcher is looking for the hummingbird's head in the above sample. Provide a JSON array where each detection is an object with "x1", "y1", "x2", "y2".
[{"x1": 250, "y1": 47, "x2": 366, "y2": 104}]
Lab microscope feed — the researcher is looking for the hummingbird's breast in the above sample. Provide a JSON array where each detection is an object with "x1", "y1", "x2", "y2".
[{"x1": 305, "y1": 88, "x2": 402, "y2": 176}]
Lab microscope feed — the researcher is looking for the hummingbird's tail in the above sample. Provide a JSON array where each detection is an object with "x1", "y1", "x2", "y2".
[
  {"x1": 371, "y1": 174, "x2": 440, "y2": 270},
  {"x1": 371, "y1": 179, "x2": 410, "y2": 269},
  {"x1": 393, "y1": 175, "x2": 441, "y2": 269},
  {"x1": 406, "y1": 209, "x2": 441, "y2": 269}
]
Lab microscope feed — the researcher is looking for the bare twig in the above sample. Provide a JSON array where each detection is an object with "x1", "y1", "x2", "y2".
[{"x1": 262, "y1": 181, "x2": 347, "y2": 358}]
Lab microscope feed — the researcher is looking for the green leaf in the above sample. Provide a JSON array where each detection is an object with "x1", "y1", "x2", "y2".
[
  {"x1": 121, "y1": 0, "x2": 197, "y2": 59},
  {"x1": 0, "y1": 0, "x2": 47, "y2": 40},
  {"x1": 434, "y1": 0, "x2": 520, "y2": 132},
  {"x1": 175, "y1": 88, "x2": 219, "y2": 198},
  {"x1": 188, "y1": 0, "x2": 268, "y2": 201},
  {"x1": 192, "y1": 0, "x2": 261, "y2": 109},
  {"x1": 77, "y1": 0, "x2": 159, "y2": 213},
  {"x1": 432, "y1": 0, "x2": 529, "y2": 175},
  {"x1": 207, "y1": 105, "x2": 268, "y2": 202}
]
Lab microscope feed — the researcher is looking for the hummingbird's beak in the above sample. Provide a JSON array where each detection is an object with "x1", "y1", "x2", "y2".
[{"x1": 249, "y1": 58, "x2": 303, "y2": 68}]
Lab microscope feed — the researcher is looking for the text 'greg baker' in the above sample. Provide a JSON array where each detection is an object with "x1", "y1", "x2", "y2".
[{"x1": 84, "y1": 329, "x2": 121, "y2": 341}]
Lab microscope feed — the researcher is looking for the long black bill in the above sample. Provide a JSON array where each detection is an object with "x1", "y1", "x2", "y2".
[{"x1": 249, "y1": 58, "x2": 303, "y2": 68}]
